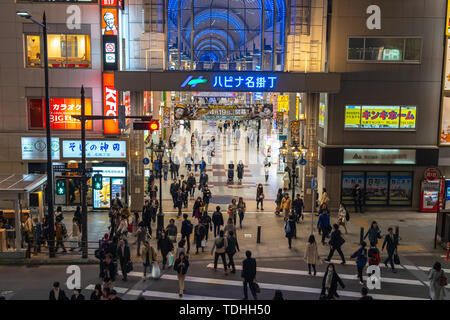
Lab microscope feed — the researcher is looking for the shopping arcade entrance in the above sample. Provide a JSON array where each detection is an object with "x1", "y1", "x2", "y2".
[{"x1": 114, "y1": 70, "x2": 341, "y2": 212}]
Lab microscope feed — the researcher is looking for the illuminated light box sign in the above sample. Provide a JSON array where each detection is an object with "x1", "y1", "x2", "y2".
[
  {"x1": 21, "y1": 137, "x2": 60, "y2": 160},
  {"x1": 277, "y1": 95, "x2": 289, "y2": 112},
  {"x1": 344, "y1": 105, "x2": 416, "y2": 129},
  {"x1": 62, "y1": 140, "x2": 126, "y2": 158},
  {"x1": 211, "y1": 75, "x2": 278, "y2": 90},
  {"x1": 92, "y1": 166, "x2": 126, "y2": 177},
  {"x1": 49, "y1": 98, "x2": 92, "y2": 130},
  {"x1": 173, "y1": 104, "x2": 273, "y2": 120},
  {"x1": 343, "y1": 149, "x2": 416, "y2": 165},
  {"x1": 103, "y1": 73, "x2": 119, "y2": 134},
  {"x1": 103, "y1": 35, "x2": 118, "y2": 71},
  {"x1": 319, "y1": 103, "x2": 325, "y2": 127}
]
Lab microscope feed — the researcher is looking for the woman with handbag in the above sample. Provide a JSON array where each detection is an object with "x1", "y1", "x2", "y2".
[
  {"x1": 194, "y1": 221, "x2": 207, "y2": 254},
  {"x1": 237, "y1": 197, "x2": 246, "y2": 229},
  {"x1": 256, "y1": 184, "x2": 264, "y2": 210},
  {"x1": 320, "y1": 263, "x2": 345, "y2": 300},
  {"x1": 174, "y1": 252, "x2": 190, "y2": 297},
  {"x1": 428, "y1": 261, "x2": 447, "y2": 300},
  {"x1": 157, "y1": 231, "x2": 174, "y2": 270},
  {"x1": 337, "y1": 202, "x2": 348, "y2": 234},
  {"x1": 228, "y1": 198, "x2": 238, "y2": 225}
]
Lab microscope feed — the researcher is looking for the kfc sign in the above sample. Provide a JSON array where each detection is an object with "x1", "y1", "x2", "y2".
[{"x1": 103, "y1": 73, "x2": 119, "y2": 134}]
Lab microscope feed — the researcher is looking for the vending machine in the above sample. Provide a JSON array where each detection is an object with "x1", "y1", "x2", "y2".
[{"x1": 420, "y1": 168, "x2": 444, "y2": 212}]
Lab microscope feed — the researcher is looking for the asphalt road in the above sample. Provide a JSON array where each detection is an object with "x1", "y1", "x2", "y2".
[{"x1": 0, "y1": 255, "x2": 447, "y2": 300}]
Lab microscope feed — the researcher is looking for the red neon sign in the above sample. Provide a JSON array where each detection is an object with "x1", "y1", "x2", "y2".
[{"x1": 103, "y1": 73, "x2": 119, "y2": 134}]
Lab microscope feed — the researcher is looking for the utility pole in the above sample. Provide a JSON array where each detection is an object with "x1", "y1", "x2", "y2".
[{"x1": 80, "y1": 86, "x2": 88, "y2": 259}]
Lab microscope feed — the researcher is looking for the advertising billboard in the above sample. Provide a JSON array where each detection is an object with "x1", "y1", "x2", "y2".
[
  {"x1": 62, "y1": 140, "x2": 126, "y2": 158},
  {"x1": 345, "y1": 105, "x2": 416, "y2": 129},
  {"x1": 103, "y1": 73, "x2": 120, "y2": 134},
  {"x1": 49, "y1": 98, "x2": 92, "y2": 130}
]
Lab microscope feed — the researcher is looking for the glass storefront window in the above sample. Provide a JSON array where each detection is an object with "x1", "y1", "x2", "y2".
[
  {"x1": 341, "y1": 171, "x2": 413, "y2": 206},
  {"x1": 25, "y1": 34, "x2": 91, "y2": 68},
  {"x1": 348, "y1": 37, "x2": 421, "y2": 63},
  {"x1": 389, "y1": 172, "x2": 413, "y2": 205},
  {"x1": 26, "y1": 35, "x2": 41, "y2": 67},
  {"x1": 365, "y1": 172, "x2": 389, "y2": 205}
]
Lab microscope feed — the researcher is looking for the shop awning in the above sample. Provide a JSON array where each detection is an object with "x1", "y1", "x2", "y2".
[{"x1": 0, "y1": 174, "x2": 47, "y2": 198}]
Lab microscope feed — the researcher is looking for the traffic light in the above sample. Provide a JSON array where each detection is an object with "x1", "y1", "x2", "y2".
[
  {"x1": 133, "y1": 120, "x2": 159, "y2": 131},
  {"x1": 56, "y1": 180, "x2": 66, "y2": 195},
  {"x1": 93, "y1": 174, "x2": 103, "y2": 190},
  {"x1": 118, "y1": 104, "x2": 126, "y2": 129}
]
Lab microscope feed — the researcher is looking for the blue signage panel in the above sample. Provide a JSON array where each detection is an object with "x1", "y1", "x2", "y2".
[{"x1": 142, "y1": 158, "x2": 150, "y2": 165}]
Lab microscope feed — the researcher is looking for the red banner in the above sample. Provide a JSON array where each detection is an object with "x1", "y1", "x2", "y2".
[{"x1": 103, "y1": 73, "x2": 119, "y2": 134}]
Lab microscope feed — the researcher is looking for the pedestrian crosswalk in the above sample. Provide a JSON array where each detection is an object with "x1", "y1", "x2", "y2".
[{"x1": 83, "y1": 258, "x2": 447, "y2": 300}]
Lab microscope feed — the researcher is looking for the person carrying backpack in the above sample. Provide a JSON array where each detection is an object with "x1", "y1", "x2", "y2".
[
  {"x1": 368, "y1": 242, "x2": 380, "y2": 266},
  {"x1": 211, "y1": 230, "x2": 228, "y2": 274},
  {"x1": 324, "y1": 224, "x2": 346, "y2": 264},
  {"x1": 226, "y1": 230, "x2": 240, "y2": 273},
  {"x1": 181, "y1": 214, "x2": 193, "y2": 254},
  {"x1": 55, "y1": 216, "x2": 67, "y2": 253}
]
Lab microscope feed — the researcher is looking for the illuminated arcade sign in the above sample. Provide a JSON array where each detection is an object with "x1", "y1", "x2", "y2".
[
  {"x1": 211, "y1": 75, "x2": 277, "y2": 90},
  {"x1": 50, "y1": 98, "x2": 92, "y2": 130},
  {"x1": 344, "y1": 105, "x2": 416, "y2": 129}
]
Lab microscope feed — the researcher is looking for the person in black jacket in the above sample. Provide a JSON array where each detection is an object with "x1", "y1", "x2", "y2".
[
  {"x1": 321, "y1": 263, "x2": 345, "y2": 300},
  {"x1": 90, "y1": 284, "x2": 102, "y2": 300},
  {"x1": 292, "y1": 194, "x2": 304, "y2": 223},
  {"x1": 142, "y1": 200, "x2": 152, "y2": 231},
  {"x1": 181, "y1": 214, "x2": 193, "y2": 254},
  {"x1": 324, "y1": 224, "x2": 346, "y2": 264},
  {"x1": 174, "y1": 252, "x2": 190, "y2": 297},
  {"x1": 200, "y1": 211, "x2": 212, "y2": 241},
  {"x1": 226, "y1": 230, "x2": 240, "y2": 273},
  {"x1": 175, "y1": 188, "x2": 185, "y2": 217},
  {"x1": 49, "y1": 281, "x2": 67, "y2": 300},
  {"x1": 70, "y1": 288, "x2": 85, "y2": 300},
  {"x1": 359, "y1": 286, "x2": 373, "y2": 300},
  {"x1": 199, "y1": 172, "x2": 208, "y2": 191},
  {"x1": 285, "y1": 215, "x2": 296, "y2": 249},
  {"x1": 157, "y1": 231, "x2": 174, "y2": 269},
  {"x1": 187, "y1": 173, "x2": 196, "y2": 198},
  {"x1": 117, "y1": 239, "x2": 131, "y2": 281},
  {"x1": 109, "y1": 289, "x2": 122, "y2": 301},
  {"x1": 100, "y1": 253, "x2": 117, "y2": 289},
  {"x1": 381, "y1": 227, "x2": 398, "y2": 273},
  {"x1": 212, "y1": 206, "x2": 224, "y2": 237},
  {"x1": 170, "y1": 179, "x2": 180, "y2": 208},
  {"x1": 241, "y1": 250, "x2": 257, "y2": 300}
]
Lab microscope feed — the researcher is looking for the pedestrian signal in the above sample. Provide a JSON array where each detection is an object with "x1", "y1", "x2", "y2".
[
  {"x1": 56, "y1": 180, "x2": 66, "y2": 195},
  {"x1": 93, "y1": 174, "x2": 103, "y2": 190}
]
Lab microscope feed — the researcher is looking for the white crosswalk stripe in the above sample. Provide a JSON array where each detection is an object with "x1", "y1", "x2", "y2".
[
  {"x1": 328, "y1": 259, "x2": 450, "y2": 274},
  {"x1": 142, "y1": 291, "x2": 233, "y2": 300},
  {"x1": 205, "y1": 264, "x2": 425, "y2": 286},
  {"x1": 158, "y1": 274, "x2": 426, "y2": 300}
]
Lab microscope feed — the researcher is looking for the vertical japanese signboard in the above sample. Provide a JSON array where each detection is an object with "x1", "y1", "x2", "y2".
[{"x1": 103, "y1": 73, "x2": 119, "y2": 134}]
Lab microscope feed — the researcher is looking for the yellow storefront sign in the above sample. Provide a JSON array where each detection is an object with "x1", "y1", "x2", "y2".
[
  {"x1": 447, "y1": 1, "x2": 450, "y2": 36},
  {"x1": 399, "y1": 106, "x2": 416, "y2": 128},
  {"x1": 278, "y1": 95, "x2": 289, "y2": 112},
  {"x1": 344, "y1": 106, "x2": 361, "y2": 128},
  {"x1": 361, "y1": 106, "x2": 400, "y2": 128}
]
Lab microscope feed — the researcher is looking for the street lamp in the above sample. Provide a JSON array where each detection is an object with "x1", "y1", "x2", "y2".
[
  {"x1": 290, "y1": 143, "x2": 307, "y2": 201},
  {"x1": 153, "y1": 141, "x2": 166, "y2": 239},
  {"x1": 17, "y1": 11, "x2": 55, "y2": 258}
]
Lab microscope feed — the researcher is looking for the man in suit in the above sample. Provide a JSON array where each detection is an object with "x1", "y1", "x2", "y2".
[
  {"x1": 117, "y1": 239, "x2": 131, "y2": 281},
  {"x1": 241, "y1": 250, "x2": 257, "y2": 300},
  {"x1": 49, "y1": 281, "x2": 67, "y2": 300},
  {"x1": 181, "y1": 214, "x2": 193, "y2": 254},
  {"x1": 170, "y1": 179, "x2": 180, "y2": 208},
  {"x1": 382, "y1": 227, "x2": 398, "y2": 273},
  {"x1": 324, "y1": 224, "x2": 346, "y2": 264}
]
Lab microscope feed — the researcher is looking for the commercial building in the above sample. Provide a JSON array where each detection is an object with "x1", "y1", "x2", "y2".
[{"x1": 1, "y1": 0, "x2": 448, "y2": 213}]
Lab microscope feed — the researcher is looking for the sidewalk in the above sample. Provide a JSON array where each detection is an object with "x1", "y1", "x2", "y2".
[{"x1": 2, "y1": 204, "x2": 448, "y2": 266}]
